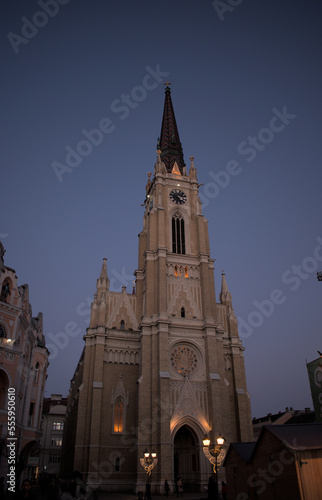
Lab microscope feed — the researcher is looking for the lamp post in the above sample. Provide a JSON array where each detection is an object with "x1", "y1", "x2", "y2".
[
  {"x1": 140, "y1": 449, "x2": 158, "y2": 482},
  {"x1": 203, "y1": 436, "x2": 226, "y2": 500}
]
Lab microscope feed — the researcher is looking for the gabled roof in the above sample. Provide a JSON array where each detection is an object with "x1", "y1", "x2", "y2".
[
  {"x1": 224, "y1": 442, "x2": 256, "y2": 466},
  {"x1": 263, "y1": 424, "x2": 322, "y2": 451},
  {"x1": 224, "y1": 424, "x2": 322, "y2": 467},
  {"x1": 158, "y1": 85, "x2": 185, "y2": 174}
]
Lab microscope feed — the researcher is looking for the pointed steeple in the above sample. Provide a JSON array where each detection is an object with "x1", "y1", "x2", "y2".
[
  {"x1": 220, "y1": 270, "x2": 232, "y2": 305},
  {"x1": 158, "y1": 84, "x2": 185, "y2": 174},
  {"x1": 90, "y1": 258, "x2": 110, "y2": 329},
  {"x1": 99, "y1": 258, "x2": 108, "y2": 280},
  {"x1": 97, "y1": 258, "x2": 110, "y2": 295}
]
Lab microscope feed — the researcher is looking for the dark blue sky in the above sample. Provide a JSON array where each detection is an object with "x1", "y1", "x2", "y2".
[{"x1": 2, "y1": 0, "x2": 322, "y2": 418}]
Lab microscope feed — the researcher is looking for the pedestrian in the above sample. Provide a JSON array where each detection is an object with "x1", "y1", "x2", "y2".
[
  {"x1": 0, "y1": 477, "x2": 5, "y2": 499},
  {"x1": 176, "y1": 477, "x2": 183, "y2": 498},
  {"x1": 58, "y1": 482, "x2": 74, "y2": 500},
  {"x1": 207, "y1": 477, "x2": 215, "y2": 500},
  {"x1": 15, "y1": 479, "x2": 36, "y2": 499},
  {"x1": 164, "y1": 479, "x2": 170, "y2": 497},
  {"x1": 221, "y1": 481, "x2": 227, "y2": 500}
]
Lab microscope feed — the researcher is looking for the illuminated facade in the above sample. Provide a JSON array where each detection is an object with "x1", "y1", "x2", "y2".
[
  {"x1": 63, "y1": 88, "x2": 253, "y2": 493},
  {"x1": 0, "y1": 242, "x2": 49, "y2": 481}
]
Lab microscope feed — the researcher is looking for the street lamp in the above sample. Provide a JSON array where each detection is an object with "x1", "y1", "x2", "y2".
[
  {"x1": 203, "y1": 436, "x2": 226, "y2": 500},
  {"x1": 140, "y1": 449, "x2": 158, "y2": 482}
]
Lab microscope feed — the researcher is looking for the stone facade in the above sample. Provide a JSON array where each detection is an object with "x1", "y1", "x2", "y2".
[
  {"x1": 0, "y1": 242, "x2": 49, "y2": 482},
  {"x1": 63, "y1": 88, "x2": 253, "y2": 493}
]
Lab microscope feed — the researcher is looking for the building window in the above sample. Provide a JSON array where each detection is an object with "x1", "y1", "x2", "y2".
[
  {"x1": 0, "y1": 325, "x2": 6, "y2": 339},
  {"x1": 49, "y1": 454, "x2": 61, "y2": 463},
  {"x1": 51, "y1": 437, "x2": 62, "y2": 447},
  {"x1": 184, "y1": 266, "x2": 188, "y2": 278},
  {"x1": 0, "y1": 370, "x2": 9, "y2": 409},
  {"x1": 181, "y1": 307, "x2": 185, "y2": 318},
  {"x1": 53, "y1": 422, "x2": 64, "y2": 431},
  {"x1": 114, "y1": 397, "x2": 124, "y2": 433},
  {"x1": 172, "y1": 213, "x2": 185, "y2": 254},
  {"x1": 34, "y1": 362, "x2": 39, "y2": 384},
  {"x1": 120, "y1": 320, "x2": 125, "y2": 330},
  {"x1": 0, "y1": 278, "x2": 11, "y2": 303},
  {"x1": 28, "y1": 402, "x2": 34, "y2": 427}
]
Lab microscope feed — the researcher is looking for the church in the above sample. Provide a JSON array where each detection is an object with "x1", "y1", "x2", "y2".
[{"x1": 62, "y1": 85, "x2": 253, "y2": 493}]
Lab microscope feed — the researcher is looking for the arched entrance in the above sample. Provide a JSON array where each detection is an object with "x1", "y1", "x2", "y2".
[{"x1": 173, "y1": 425, "x2": 201, "y2": 492}]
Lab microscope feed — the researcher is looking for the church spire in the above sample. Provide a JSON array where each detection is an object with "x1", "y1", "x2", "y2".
[
  {"x1": 158, "y1": 83, "x2": 185, "y2": 174},
  {"x1": 220, "y1": 270, "x2": 232, "y2": 305}
]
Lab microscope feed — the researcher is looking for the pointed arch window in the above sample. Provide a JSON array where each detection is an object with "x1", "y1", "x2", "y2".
[
  {"x1": 172, "y1": 212, "x2": 185, "y2": 254},
  {"x1": 120, "y1": 320, "x2": 125, "y2": 330},
  {"x1": 181, "y1": 307, "x2": 185, "y2": 318},
  {"x1": 0, "y1": 369, "x2": 9, "y2": 409},
  {"x1": 114, "y1": 396, "x2": 124, "y2": 433},
  {"x1": 0, "y1": 278, "x2": 12, "y2": 303},
  {"x1": 34, "y1": 362, "x2": 39, "y2": 384}
]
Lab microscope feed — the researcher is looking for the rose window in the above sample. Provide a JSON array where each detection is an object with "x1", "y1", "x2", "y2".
[{"x1": 170, "y1": 345, "x2": 198, "y2": 375}]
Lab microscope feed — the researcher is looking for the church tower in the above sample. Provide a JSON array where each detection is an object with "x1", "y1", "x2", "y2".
[{"x1": 63, "y1": 85, "x2": 253, "y2": 493}]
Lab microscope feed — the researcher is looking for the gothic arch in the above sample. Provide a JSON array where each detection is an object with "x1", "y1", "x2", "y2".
[
  {"x1": 112, "y1": 377, "x2": 128, "y2": 434},
  {"x1": 172, "y1": 422, "x2": 204, "y2": 491},
  {"x1": 113, "y1": 396, "x2": 124, "y2": 433},
  {"x1": 171, "y1": 418, "x2": 205, "y2": 446}
]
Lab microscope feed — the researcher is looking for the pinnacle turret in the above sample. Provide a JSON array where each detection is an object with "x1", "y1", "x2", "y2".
[
  {"x1": 97, "y1": 258, "x2": 110, "y2": 293},
  {"x1": 220, "y1": 270, "x2": 232, "y2": 304}
]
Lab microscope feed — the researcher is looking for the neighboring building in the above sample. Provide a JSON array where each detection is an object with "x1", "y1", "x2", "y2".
[
  {"x1": 62, "y1": 86, "x2": 253, "y2": 493},
  {"x1": 224, "y1": 424, "x2": 322, "y2": 500},
  {"x1": 307, "y1": 355, "x2": 322, "y2": 423},
  {"x1": 0, "y1": 242, "x2": 49, "y2": 481},
  {"x1": 39, "y1": 394, "x2": 67, "y2": 476},
  {"x1": 253, "y1": 407, "x2": 315, "y2": 439}
]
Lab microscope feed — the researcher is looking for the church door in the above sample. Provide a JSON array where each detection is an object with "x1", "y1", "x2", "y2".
[{"x1": 173, "y1": 425, "x2": 200, "y2": 492}]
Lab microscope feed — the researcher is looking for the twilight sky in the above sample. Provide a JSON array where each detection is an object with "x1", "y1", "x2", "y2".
[{"x1": 1, "y1": 0, "x2": 322, "y2": 419}]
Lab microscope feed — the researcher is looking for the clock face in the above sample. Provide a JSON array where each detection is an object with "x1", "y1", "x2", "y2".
[{"x1": 169, "y1": 189, "x2": 187, "y2": 205}]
